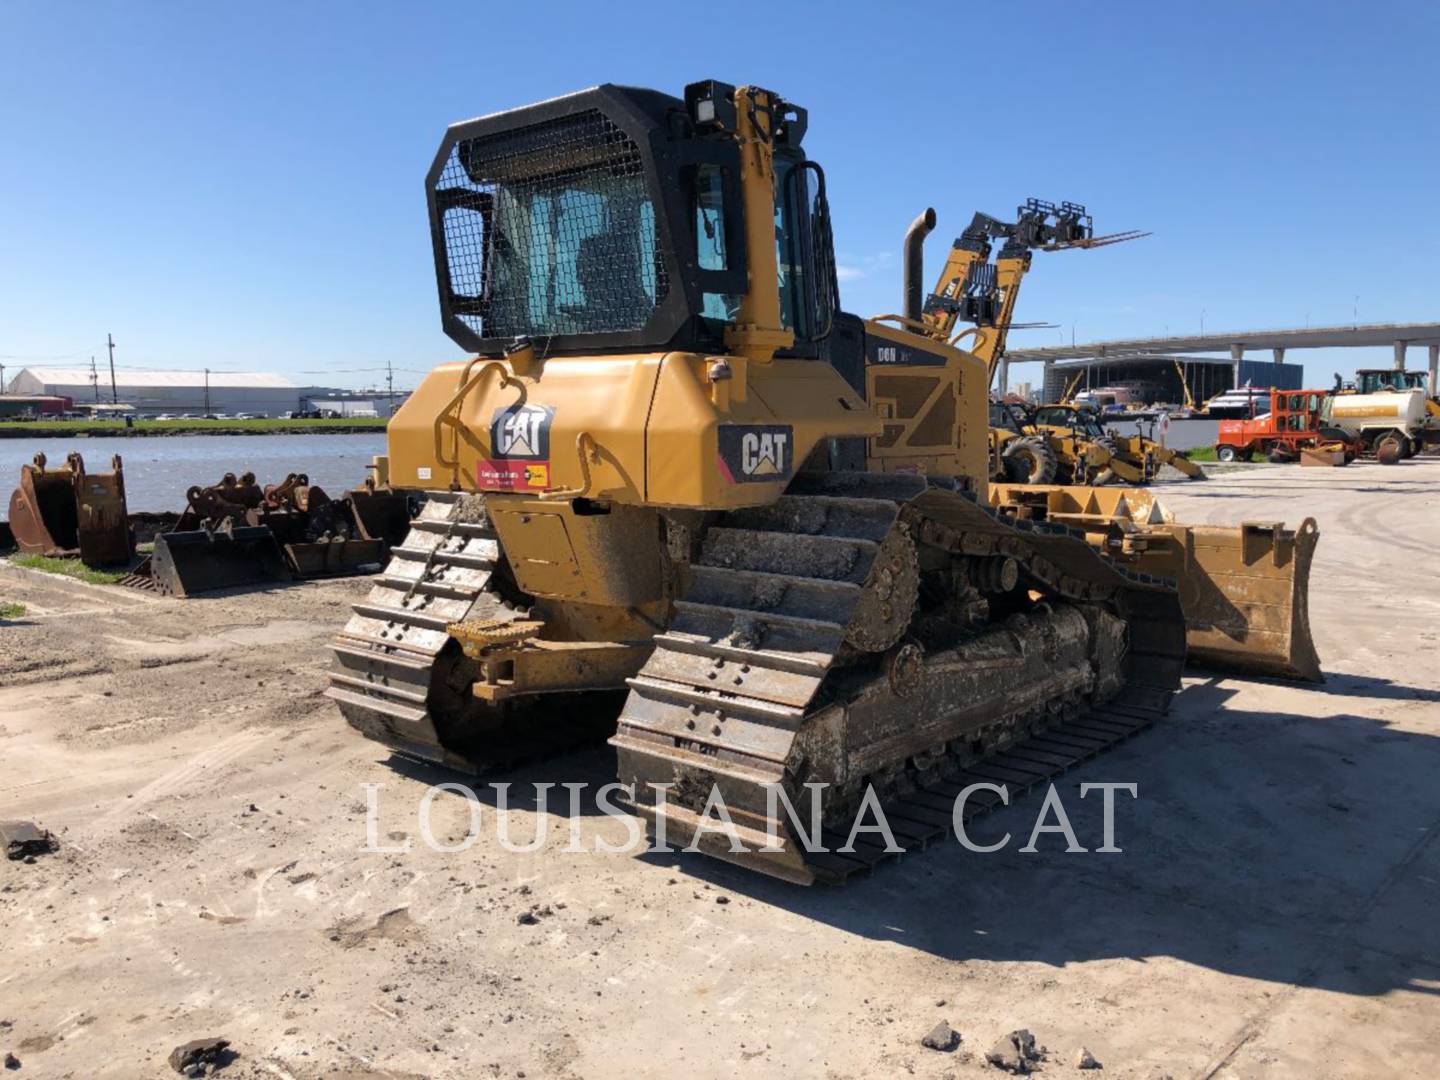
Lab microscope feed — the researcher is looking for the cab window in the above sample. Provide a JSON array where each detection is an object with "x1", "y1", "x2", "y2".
[{"x1": 695, "y1": 165, "x2": 737, "y2": 322}]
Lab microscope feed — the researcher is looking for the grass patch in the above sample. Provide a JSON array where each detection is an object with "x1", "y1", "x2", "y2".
[
  {"x1": 1182, "y1": 446, "x2": 1218, "y2": 461},
  {"x1": 10, "y1": 553, "x2": 128, "y2": 585},
  {"x1": 0, "y1": 601, "x2": 25, "y2": 619},
  {"x1": 0, "y1": 417, "x2": 388, "y2": 437}
]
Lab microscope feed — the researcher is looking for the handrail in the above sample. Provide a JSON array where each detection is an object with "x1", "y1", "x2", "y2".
[
  {"x1": 537, "y1": 431, "x2": 599, "y2": 501},
  {"x1": 869, "y1": 312, "x2": 936, "y2": 336},
  {"x1": 433, "y1": 360, "x2": 521, "y2": 487},
  {"x1": 948, "y1": 326, "x2": 990, "y2": 351}
]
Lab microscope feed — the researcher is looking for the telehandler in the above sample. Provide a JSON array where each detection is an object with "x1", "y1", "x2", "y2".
[
  {"x1": 329, "y1": 81, "x2": 1318, "y2": 883},
  {"x1": 913, "y1": 199, "x2": 1201, "y2": 485}
]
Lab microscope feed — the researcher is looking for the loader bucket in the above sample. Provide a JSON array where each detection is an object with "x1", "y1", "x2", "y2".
[
  {"x1": 345, "y1": 486, "x2": 415, "y2": 547},
  {"x1": 7, "y1": 452, "x2": 133, "y2": 565},
  {"x1": 148, "y1": 524, "x2": 290, "y2": 597},
  {"x1": 282, "y1": 537, "x2": 387, "y2": 578},
  {"x1": 987, "y1": 483, "x2": 1322, "y2": 682}
]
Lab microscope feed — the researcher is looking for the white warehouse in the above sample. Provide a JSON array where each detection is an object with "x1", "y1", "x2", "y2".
[{"x1": 5, "y1": 368, "x2": 317, "y2": 417}]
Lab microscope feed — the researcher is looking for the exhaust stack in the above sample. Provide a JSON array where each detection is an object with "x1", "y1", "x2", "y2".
[{"x1": 903, "y1": 207, "x2": 937, "y2": 323}]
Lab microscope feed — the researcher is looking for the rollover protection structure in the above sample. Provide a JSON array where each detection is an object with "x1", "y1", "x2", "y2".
[{"x1": 328, "y1": 81, "x2": 1318, "y2": 882}]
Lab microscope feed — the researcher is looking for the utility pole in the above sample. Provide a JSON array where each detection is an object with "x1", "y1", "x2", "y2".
[
  {"x1": 386, "y1": 360, "x2": 394, "y2": 416},
  {"x1": 204, "y1": 368, "x2": 211, "y2": 416},
  {"x1": 107, "y1": 333, "x2": 118, "y2": 403},
  {"x1": 90, "y1": 356, "x2": 100, "y2": 402}
]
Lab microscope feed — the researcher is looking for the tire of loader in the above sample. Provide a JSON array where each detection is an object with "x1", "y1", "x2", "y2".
[
  {"x1": 1215, "y1": 445, "x2": 1238, "y2": 463},
  {"x1": 1002, "y1": 436, "x2": 1058, "y2": 484}
]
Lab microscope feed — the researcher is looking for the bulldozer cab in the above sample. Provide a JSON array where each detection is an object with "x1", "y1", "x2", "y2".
[
  {"x1": 399, "y1": 81, "x2": 998, "y2": 512},
  {"x1": 428, "y1": 81, "x2": 836, "y2": 363}
]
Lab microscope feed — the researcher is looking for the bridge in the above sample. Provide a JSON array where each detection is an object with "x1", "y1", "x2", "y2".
[{"x1": 1001, "y1": 321, "x2": 1440, "y2": 395}]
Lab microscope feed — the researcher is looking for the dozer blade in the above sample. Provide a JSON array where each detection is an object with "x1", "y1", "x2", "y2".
[
  {"x1": 1137, "y1": 519, "x2": 1321, "y2": 683},
  {"x1": 149, "y1": 526, "x2": 290, "y2": 597},
  {"x1": 1156, "y1": 447, "x2": 1206, "y2": 479},
  {"x1": 988, "y1": 483, "x2": 1321, "y2": 683}
]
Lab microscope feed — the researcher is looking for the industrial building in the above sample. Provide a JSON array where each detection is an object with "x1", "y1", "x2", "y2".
[
  {"x1": 3, "y1": 368, "x2": 339, "y2": 417},
  {"x1": 1008, "y1": 321, "x2": 1440, "y2": 406},
  {"x1": 1037, "y1": 353, "x2": 1303, "y2": 405}
]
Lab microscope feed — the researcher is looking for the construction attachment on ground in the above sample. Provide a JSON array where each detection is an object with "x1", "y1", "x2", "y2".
[
  {"x1": 6, "y1": 451, "x2": 134, "y2": 565},
  {"x1": 123, "y1": 470, "x2": 398, "y2": 597}
]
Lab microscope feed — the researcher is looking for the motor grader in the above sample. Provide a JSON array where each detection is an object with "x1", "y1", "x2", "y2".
[{"x1": 329, "y1": 81, "x2": 1319, "y2": 884}]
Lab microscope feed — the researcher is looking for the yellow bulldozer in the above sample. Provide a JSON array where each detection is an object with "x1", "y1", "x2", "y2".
[{"x1": 329, "y1": 81, "x2": 1318, "y2": 884}]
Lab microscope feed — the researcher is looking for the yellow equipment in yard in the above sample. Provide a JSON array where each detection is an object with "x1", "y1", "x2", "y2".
[
  {"x1": 1028, "y1": 402, "x2": 1206, "y2": 483},
  {"x1": 905, "y1": 200, "x2": 1200, "y2": 485},
  {"x1": 990, "y1": 399, "x2": 1204, "y2": 485},
  {"x1": 329, "y1": 81, "x2": 1318, "y2": 883}
]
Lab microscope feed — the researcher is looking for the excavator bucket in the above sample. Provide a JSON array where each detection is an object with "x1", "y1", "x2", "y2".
[
  {"x1": 989, "y1": 484, "x2": 1322, "y2": 682},
  {"x1": 148, "y1": 521, "x2": 290, "y2": 597},
  {"x1": 7, "y1": 452, "x2": 133, "y2": 565},
  {"x1": 346, "y1": 484, "x2": 415, "y2": 548}
]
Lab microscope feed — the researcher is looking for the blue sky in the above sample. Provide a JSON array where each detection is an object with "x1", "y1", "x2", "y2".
[{"x1": 1, "y1": 2, "x2": 1435, "y2": 391}]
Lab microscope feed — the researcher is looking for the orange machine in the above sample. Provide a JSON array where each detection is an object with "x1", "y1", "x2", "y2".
[{"x1": 1215, "y1": 389, "x2": 1357, "y2": 463}]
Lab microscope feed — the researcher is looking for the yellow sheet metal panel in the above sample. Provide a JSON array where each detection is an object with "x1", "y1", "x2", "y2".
[
  {"x1": 487, "y1": 497, "x2": 664, "y2": 608},
  {"x1": 646, "y1": 353, "x2": 877, "y2": 508},
  {"x1": 386, "y1": 355, "x2": 663, "y2": 498},
  {"x1": 861, "y1": 321, "x2": 988, "y2": 487}
]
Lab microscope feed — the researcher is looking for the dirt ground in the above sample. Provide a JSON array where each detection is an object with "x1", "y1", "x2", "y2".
[{"x1": 2, "y1": 460, "x2": 1438, "y2": 1079}]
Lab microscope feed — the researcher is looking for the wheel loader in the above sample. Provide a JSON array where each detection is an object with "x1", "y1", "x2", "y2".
[
  {"x1": 328, "y1": 81, "x2": 1319, "y2": 884},
  {"x1": 989, "y1": 399, "x2": 1203, "y2": 486}
]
